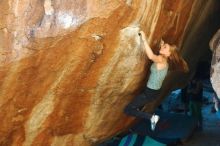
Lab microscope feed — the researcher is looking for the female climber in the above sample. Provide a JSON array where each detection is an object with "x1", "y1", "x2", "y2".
[{"x1": 124, "y1": 31, "x2": 189, "y2": 131}]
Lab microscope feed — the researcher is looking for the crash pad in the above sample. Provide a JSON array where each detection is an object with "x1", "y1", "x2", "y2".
[
  {"x1": 119, "y1": 134, "x2": 166, "y2": 146},
  {"x1": 98, "y1": 134, "x2": 166, "y2": 146}
]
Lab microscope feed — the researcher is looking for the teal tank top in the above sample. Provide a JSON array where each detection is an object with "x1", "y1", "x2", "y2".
[{"x1": 147, "y1": 63, "x2": 168, "y2": 90}]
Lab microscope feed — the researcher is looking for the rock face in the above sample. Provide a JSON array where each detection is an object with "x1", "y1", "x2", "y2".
[
  {"x1": 210, "y1": 29, "x2": 220, "y2": 99},
  {"x1": 0, "y1": 0, "x2": 219, "y2": 145}
]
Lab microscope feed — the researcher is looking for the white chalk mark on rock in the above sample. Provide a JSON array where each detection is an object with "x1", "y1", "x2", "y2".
[
  {"x1": 126, "y1": 0, "x2": 133, "y2": 6},
  {"x1": 44, "y1": 0, "x2": 54, "y2": 15},
  {"x1": 57, "y1": 11, "x2": 80, "y2": 29}
]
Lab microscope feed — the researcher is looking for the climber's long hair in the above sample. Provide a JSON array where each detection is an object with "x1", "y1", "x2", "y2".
[
  {"x1": 157, "y1": 37, "x2": 189, "y2": 73},
  {"x1": 167, "y1": 44, "x2": 189, "y2": 73}
]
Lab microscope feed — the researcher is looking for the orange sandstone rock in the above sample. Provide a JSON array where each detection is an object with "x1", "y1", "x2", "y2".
[{"x1": 0, "y1": 0, "x2": 219, "y2": 145}]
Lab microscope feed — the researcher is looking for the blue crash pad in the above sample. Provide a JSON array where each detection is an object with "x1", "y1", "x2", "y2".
[{"x1": 119, "y1": 134, "x2": 166, "y2": 146}]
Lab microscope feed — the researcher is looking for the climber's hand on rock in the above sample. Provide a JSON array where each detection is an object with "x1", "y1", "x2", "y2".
[
  {"x1": 139, "y1": 31, "x2": 146, "y2": 39},
  {"x1": 139, "y1": 31, "x2": 149, "y2": 44},
  {"x1": 140, "y1": 30, "x2": 145, "y2": 36},
  {"x1": 138, "y1": 32, "x2": 142, "y2": 37}
]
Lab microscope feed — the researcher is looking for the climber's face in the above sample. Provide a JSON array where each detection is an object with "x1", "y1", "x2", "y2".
[{"x1": 159, "y1": 40, "x2": 171, "y2": 57}]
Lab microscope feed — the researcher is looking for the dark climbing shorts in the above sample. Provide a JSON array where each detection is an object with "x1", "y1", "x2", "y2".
[{"x1": 124, "y1": 87, "x2": 160, "y2": 120}]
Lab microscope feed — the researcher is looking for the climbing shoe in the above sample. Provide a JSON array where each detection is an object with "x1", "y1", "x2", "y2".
[{"x1": 150, "y1": 114, "x2": 160, "y2": 131}]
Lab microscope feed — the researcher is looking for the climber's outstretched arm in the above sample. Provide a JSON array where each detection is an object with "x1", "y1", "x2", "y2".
[{"x1": 139, "y1": 31, "x2": 163, "y2": 63}]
